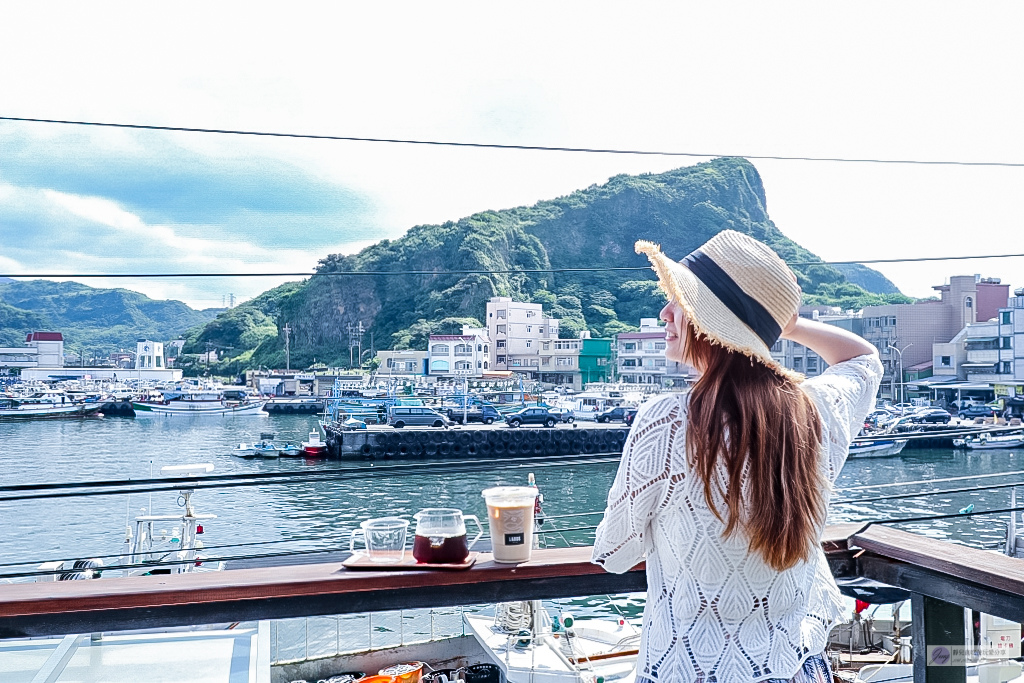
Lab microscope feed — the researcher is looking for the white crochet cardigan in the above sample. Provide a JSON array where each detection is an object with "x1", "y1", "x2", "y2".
[{"x1": 593, "y1": 354, "x2": 883, "y2": 682}]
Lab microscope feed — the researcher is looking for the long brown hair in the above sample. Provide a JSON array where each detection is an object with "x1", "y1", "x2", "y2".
[{"x1": 684, "y1": 323, "x2": 825, "y2": 570}]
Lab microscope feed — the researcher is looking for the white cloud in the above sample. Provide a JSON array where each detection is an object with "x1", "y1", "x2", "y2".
[{"x1": 1, "y1": 2, "x2": 1023, "y2": 301}]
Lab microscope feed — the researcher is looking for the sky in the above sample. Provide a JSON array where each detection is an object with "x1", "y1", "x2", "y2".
[{"x1": 2, "y1": 2, "x2": 1024, "y2": 309}]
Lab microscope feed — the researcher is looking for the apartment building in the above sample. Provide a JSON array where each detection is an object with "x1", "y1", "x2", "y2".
[
  {"x1": 614, "y1": 318, "x2": 695, "y2": 385},
  {"x1": 857, "y1": 275, "x2": 1007, "y2": 400},
  {"x1": 428, "y1": 327, "x2": 490, "y2": 378},
  {"x1": 768, "y1": 309, "x2": 863, "y2": 378},
  {"x1": 376, "y1": 349, "x2": 428, "y2": 376},
  {"x1": 485, "y1": 297, "x2": 560, "y2": 378}
]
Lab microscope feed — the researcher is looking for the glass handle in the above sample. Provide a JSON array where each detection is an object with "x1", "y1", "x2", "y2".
[
  {"x1": 349, "y1": 529, "x2": 365, "y2": 554},
  {"x1": 464, "y1": 515, "x2": 483, "y2": 549}
]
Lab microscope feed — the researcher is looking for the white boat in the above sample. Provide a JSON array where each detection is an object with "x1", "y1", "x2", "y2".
[
  {"x1": 0, "y1": 390, "x2": 103, "y2": 420},
  {"x1": 848, "y1": 439, "x2": 909, "y2": 458},
  {"x1": 232, "y1": 443, "x2": 258, "y2": 458},
  {"x1": 253, "y1": 440, "x2": 280, "y2": 458},
  {"x1": 465, "y1": 601, "x2": 639, "y2": 682},
  {"x1": 132, "y1": 386, "x2": 266, "y2": 416},
  {"x1": 963, "y1": 433, "x2": 1024, "y2": 450},
  {"x1": 280, "y1": 443, "x2": 303, "y2": 457},
  {"x1": 33, "y1": 464, "x2": 224, "y2": 581}
]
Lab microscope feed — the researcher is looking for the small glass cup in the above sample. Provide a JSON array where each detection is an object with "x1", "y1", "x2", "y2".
[{"x1": 350, "y1": 517, "x2": 409, "y2": 563}]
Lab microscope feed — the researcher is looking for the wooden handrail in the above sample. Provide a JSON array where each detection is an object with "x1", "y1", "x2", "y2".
[
  {"x1": 0, "y1": 524, "x2": 865, "y2": 638},
  {"x1": 851, "y1": 525, "x2": 1024, "y2": 597}
]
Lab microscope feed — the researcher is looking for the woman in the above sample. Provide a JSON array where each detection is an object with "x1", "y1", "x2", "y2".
[{"x1": 593, "y1": 231, "x2": 882, "y2": 683}]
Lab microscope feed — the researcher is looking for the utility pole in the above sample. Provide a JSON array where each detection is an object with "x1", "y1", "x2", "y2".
[
  {"x1": 346, "y1": 323, "x2": 354, "y2": 369},
  {"x1": 283, "y1": 324, "x2": 291, "y2": 371}
]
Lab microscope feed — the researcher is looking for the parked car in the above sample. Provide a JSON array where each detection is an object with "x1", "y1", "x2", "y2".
[
  {"x1": 446, "y1": 404, "x2": 502, "y2": 425},
  {"x1": 624, "y1": 408, "x2": 640, "y2": 427},
  {"x1": 505, "y1": 407, "x2": 558, "y2": 428},
  {"x1": 958, "y1": 404, "x2": 1000, "y2": 420},
  {"x1": 388, "y1": 406, "x2": 451, "y2": 428},
  {"x1": 596, "y1": 406, "x2": 636, "y2": 424},
  {"x1": 545, "y1": 407, "x2": 575, "y2": 423},
  {"x1": 906, "y1": 408, "x2": 952, "y2": 424}
]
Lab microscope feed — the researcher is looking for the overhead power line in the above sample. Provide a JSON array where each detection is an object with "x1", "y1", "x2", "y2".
[
  {"x1": 5, "y1": 115, "x2": 1024, "y2": 168},
  {"x1": 3, "y1": 252, "x2": 1024, "y2": 280}
]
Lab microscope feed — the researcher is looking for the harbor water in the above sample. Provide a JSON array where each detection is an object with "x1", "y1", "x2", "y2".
[{"x1": 3, "y1": 412, "x2": 1023, "y2": 659}]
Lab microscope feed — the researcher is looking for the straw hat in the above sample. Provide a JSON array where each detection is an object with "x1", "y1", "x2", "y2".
[{"x1": 635, "y1": 230, "x2": 802, "y2": 379}]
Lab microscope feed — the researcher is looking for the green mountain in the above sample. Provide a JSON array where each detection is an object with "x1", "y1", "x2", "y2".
[
  {"x1": 188, "y1": 157, "x2": 909, "y2": 370},
  {"x1": 0, "y1": 280, "x2": 222, "y2": 350}
]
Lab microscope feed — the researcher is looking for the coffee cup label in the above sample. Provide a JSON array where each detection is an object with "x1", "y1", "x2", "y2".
[{"x1": 504, "y1": 533, "x2": 524, "y2": 546}]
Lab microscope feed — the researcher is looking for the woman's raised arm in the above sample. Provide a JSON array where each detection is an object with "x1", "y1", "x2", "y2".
[{"x1": 780, "y1": 315, "x2": 877, "y2": 367}]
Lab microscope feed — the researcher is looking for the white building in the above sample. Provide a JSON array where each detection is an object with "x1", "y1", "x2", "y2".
[
  {"x1": 615, "y1": 318, "x2": 694, "y2": 386},
  {"x1": 135, "y1": 340, "x2": 165, "y2": 370},
  {"x1": 428, "y1": 326, "x2": 491, "y2": 378},
  {"x1": 486, "y1": 297, "x2": 560, "y2": 378},
  {"x1": 0, "y1": 331, "x2": 65, "y2": 369}
]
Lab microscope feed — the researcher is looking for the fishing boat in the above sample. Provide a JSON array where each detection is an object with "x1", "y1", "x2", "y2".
[
  {"x1": 33, "y1": 464, "x2": 224, "y2": 581},
  {"x1": 464, "y1": 601, "x2": 640, "y2": 682},
  {"x1": 132, "y1": 385, "x2": 266, "y2": 416},
  {"x1": 253, "y1": 440, "x2": 280, "y2": 458},
  {"x1": 0, "y1": 390, "x2": 103, "y2": 420},
  {"x1": 231, "y1": 443, "x2": 258, "y2": 458},
  {"x1": 959, "y1": 433, "x2": 1024, "y2": 450},
  {"x1": 301, "y1": 431, "x2": 329, "y2": 457},
  {"x1": 280, "y1": 443, "x2": 303, "y2": 457},
  {"x1": 848, "y1": 439, "x2": 909, "y2": 458}
]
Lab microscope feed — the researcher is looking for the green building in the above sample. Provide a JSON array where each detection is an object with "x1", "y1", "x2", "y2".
[{"x1": 579, "y1": 338, "x2": 613, "y2": 385}]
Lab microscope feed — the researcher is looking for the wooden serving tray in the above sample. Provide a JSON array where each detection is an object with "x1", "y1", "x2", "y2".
[{"x1": 342, "y1": 552, "x2": 477, "y2": 571}]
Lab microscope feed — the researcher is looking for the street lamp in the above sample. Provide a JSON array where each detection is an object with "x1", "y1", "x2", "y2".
[{"x1": 887, "y1": 343, "x2": 913, "y2": 405}]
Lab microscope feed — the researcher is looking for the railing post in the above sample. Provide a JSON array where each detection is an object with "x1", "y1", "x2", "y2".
[{"x1": 912, "y1": 593, "x2": 967, "y2": 683}]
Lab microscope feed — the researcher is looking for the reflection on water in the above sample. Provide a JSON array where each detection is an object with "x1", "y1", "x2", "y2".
[{"x1": 3, "y1": 414, "x2": 1024, "y2": 648}]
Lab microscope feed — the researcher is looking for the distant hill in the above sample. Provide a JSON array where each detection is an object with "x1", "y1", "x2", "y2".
[
  {"x1": 0, "y1": 280, "x2": 222, "y2": 349},
  {"x1": 832, "y1": 264, "x2": 901, "y2": 295},
  {"x1": 181, "y1": 157, "x2": 907, "y2": 371}
]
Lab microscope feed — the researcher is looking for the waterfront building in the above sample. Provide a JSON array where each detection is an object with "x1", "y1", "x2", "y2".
[
  {"x1": 428, "y1": 326, "x2": 490, "y2": 378},
  {"x1": 614, "y1": 318, "x2": 693, "y2": 386},
  {"x1": 578, "y1": 337, "x2": 614, "y2": 385},
  {"x1": 486, "y1": 297, "x2": 560, "y2": 376},
  {"x1": 245, "y1": 370, "x2": 317, "y2": 396},
  {"x1": 0, "y1": 331, "x2": 64, "y2": 369},
  {"x1": 538, "y1": 335, "x2": 582, "y2": 389},
  {"x1": 769, "y1": 309, "x2": 863, "y2": 379},
  {"x1": 375, "y1": 349, "x2": 428, "y2": 377},
  {"x1": 860, "y1": 275, "x2": 1007, "y2": 401},
  {"x1": 8, "y1": 333, "x2": 183, "y2": 381}
]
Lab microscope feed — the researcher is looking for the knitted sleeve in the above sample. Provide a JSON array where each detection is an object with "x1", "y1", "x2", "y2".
[
  {"x1": 802, "y1": 353, "x2": 884, "y2": 483},
  {"x1": 592, "y1": 394, "x2": 685, "y2": 574}
]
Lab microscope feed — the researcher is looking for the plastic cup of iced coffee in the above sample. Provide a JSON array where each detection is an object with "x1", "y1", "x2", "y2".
[{"x1": 482, "y1": 486, "x2": 538, "y2": 563}]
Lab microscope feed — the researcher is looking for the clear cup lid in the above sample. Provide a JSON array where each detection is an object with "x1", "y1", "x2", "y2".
[{"x1": 482, "y1": 486, "x2": 538, "y2": 504}]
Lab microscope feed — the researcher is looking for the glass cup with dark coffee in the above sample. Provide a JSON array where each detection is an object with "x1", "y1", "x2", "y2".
[{"x1": 412, "y1": 508, "x2": 483, "y2": 564}]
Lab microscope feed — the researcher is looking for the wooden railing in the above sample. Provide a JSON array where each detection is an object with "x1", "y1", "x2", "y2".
[{"x1": 3, "y1": 523, "x2": 1024, "y2": 683}]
